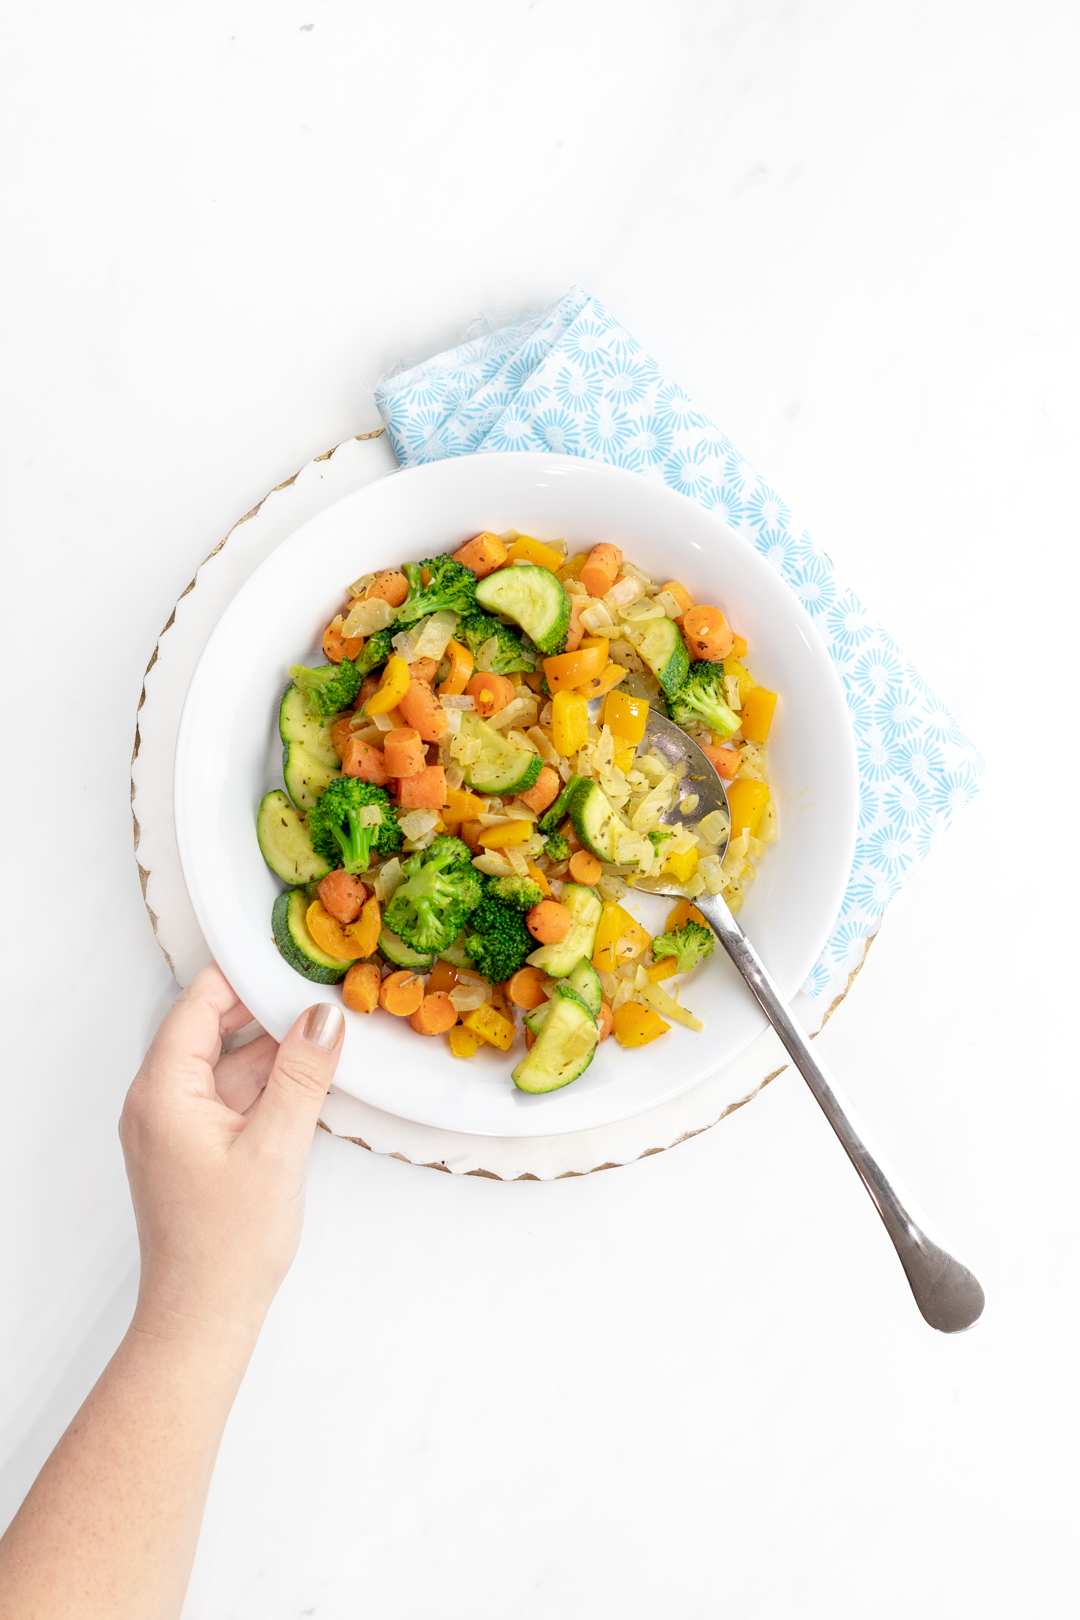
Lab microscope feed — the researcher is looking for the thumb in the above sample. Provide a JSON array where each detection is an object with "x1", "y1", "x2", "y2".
[{"x1": 246, "y1": 1001, "x2": 344, "y2": 1151}]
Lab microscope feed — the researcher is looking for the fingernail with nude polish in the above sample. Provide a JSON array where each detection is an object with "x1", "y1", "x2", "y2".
[{"x1": 304, "y1": 1003, "x2": 344, "y2": 1051}]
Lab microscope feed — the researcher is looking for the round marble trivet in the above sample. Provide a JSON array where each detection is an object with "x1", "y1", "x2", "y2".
[{"x1": 130, "y1": 431, "x2": 874, "y2": 1180}]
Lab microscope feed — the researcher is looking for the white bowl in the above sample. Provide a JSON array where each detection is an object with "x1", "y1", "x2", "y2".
[{"x1": 175, "y1": 452, "x2": 857, "y2": 1136}]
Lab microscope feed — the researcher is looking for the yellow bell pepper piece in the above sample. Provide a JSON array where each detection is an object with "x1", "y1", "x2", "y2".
[
  {"x1": 740, "y1": 687, "x2": 777, "y2": 742},
  {"x1": 665, "y1": 899, "x2": 708, "y2": 931},
  {"x1": 461, "y1": 1004, "x2": 516, "y2": 1051},
  {"x1": 721, "y1": 658, "x2": 756, "y2": 706},
  {"x1": 543, "y1": 637, "x2": 609, "y2": 694},
  {"x1": 592, "y1": 902, "x2": 651, "y2": 973},
  {"x1": 525, "y1": 860, "x2": 552, "y2": 896},
  {"x1": 477, "y1": 819, "x2": 534, "y2": 849},
  {"x1": 364, "y1": 654, "x2": 411, "y2": 716},
  {"x1": 727, "y1": 778, "x2": 770, "y2": 839},
  {"x1": 442, "y1": 787, "x2": 487, "y2": 829},
  {"x1": 436, "y1": 638, "x2": 474, "y2": 697},
  {"x1": 504, "y1": 535, "x2": 566, "y2": 572},
  {"x1": 551, "y1": 689, "x2": 589, "y2": 756},
  {"x1": 448, "y1": 1025, "x2": 481, "y2": 1059},
  {"x1": 612, "y1": 1002, "x2": 670, "y2": 1047},
  {"x1": 557, "y1": 552, "x2": 588, "y2": 582},
  {"x1": 575, "y1": 661, "x2": 627, "y2": 701},
  {"x1": 602, "y1": 690, "x2": 649, "y2": 746},
  {"x1": 730, "y1": 634, "x2": 748, "y2": 660},
  {"x1": 646, "y1": 955, "x2": 679, "y2": 982},
  {"x1": 662, "y1": 845, "x2": 699, "y2": 885},
  {"x1": 612, "y1": 738, "x2": 637, "y2": 774}
]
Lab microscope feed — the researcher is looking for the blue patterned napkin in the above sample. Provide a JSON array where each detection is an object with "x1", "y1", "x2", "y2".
[{"x1": 375, "y1": 288, "x2": 983, "y2": 998}]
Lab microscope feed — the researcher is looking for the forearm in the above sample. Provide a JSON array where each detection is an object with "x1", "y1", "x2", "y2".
[{"x1": 0, "y1": 1308, "x2": 261, "y2": 1620}]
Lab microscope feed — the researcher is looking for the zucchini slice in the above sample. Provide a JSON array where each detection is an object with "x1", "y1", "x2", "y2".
[
  {"x1": 280, "y1": 684, "x2": 342, "y2": 811},
  {"x1": 566, "y1": 779, "x2": 624, "y2": 862},
  {"x1": 458, "y1": 712, "x2": 542, "y2": 796},
  {"x1": 524, "y1": 959, "x2": 602, "y2": 1035},
  {"x1": 257, "y1": 790, "x2": 332, "y2": 885},
  {"x1": 634, "y1": 616, "x2": 689, "y2": 698},
  {"x1": 475, "y1": 565, "x2": 571, "y2": 656},
  {"x1": 438, "y1": 931, "x2": 473, "y2": 969},
  {"x1": 272, "y1": 889, "x2": 350, "y2": 984},
  {"x1": 512, "y1": 984, "x2": 599, "y2": 1093},
  {"x1": 378, "y1": 927, "x2": 435, "y2": 972},
  {"x1": 527, "y1": 883, "x2": 603, "y2": 977}
]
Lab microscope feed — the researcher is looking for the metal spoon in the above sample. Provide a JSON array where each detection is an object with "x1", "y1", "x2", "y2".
[{"x1": 639, "y1": 709, "x2": 984, "y2": 1333}]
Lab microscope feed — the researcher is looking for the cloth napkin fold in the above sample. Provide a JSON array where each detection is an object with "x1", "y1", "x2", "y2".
[{"x1": 375, "y1": 287, "x2": 982, "y2": 998}]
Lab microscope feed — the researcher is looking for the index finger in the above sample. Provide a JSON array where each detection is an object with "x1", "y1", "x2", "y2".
[{"x1": 148, "y1": 965, "x2": 253, "y2": 1074}]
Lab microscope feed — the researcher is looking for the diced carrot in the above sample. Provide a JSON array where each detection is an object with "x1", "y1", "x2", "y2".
[
  {"x1": 317, "y1": 869, "x2": 367, "y2": 925},
  {"x1": 341, "y1": 737, "x2": 391, "y2": 784},
  {"x1": 526, "y1": 899, "x2": 573, "y2": 944},
  {"x1": 396, "y1": 765, "x2": 447, "y2": 810},
  {"x1": 356, "y1": 672, "x2": 382, "y2": 710},
  {"x1": 349, "y1": 895, "x2": 382, "y2": 959},
  {"x1": 383, "y1": 726, "x2": 425, "y2": 778},
  {"x1": 452, "y1": 532, "x2": 508, "y2": 578},
  {"x1": 409, "y1": 991, "x2": 458, "y2": 1035},
  {"x1": 365, "y1": 569, "x2": 409, "y2": 608},
  {"x1": 660, "y1": 581, "x2": 694, "y2": 624},
  {"x1": 408, "y1": 657, "x2": 439, "y2": 685},
  {"x1": 682, "y1": 605, "x2": 735, "y2": 662},
  {"x1": 504, "y1": 966, "x2": 552, "y2": 1010},
  {"x1": 397, "y1": 678, "x2": 448, "y2": 742},
  {"x1": 525, "y1": 1027, "x2": 537, "y2": 1050},
  {"x1": 465, "y1": 672, "x2": 516, "y2": 718},
  {"x1": 426, "y1": 960, "x2": 460, "y2": 996},
  {"x1": 580, "y1": 543, "x2": 623, "y2": 599},
  {"x1": 517, "y1": 765, "x2": 561, "y2": 814},
  {"x1": 436, "y1": 639, "x2": 474, "y2": 696},
  {"x1": 459, "y1": 818, "x2": 484, "y2": 852},
  {"x1": 379, "y1": 970, "x2": 425, "y2": 1017},
  {"x1": 597, "y1": 1002, "x2": 614, "y2": 1042},
  {"x1": 702, "y1": 742, "x2": 741, "y2": 780},
  {"x1": 564, "y1": 596, "x2": 587, "y2": 653},
  {"x1": 568, "y1": 850, "x2": 602, "y2": 885},
  {"x1": 342, "y1": 962, "x2": 381, "y2": 1014}
]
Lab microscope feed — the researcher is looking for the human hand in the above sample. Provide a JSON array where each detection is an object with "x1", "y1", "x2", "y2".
[{"x1": 120, "y1": 965, "x2": 343, "y2": 1346}]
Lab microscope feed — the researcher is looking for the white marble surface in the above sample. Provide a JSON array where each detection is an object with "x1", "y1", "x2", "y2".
[{"x1": 1, "y1": 2, "x2": 1077, "y2": 1614}]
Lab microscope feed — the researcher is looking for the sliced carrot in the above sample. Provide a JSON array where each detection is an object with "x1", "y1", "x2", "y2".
[
  {"x1": 365, "y1": 569, "x2": 409, "y2": 608},
  {"x1": 426, "y1": 960, "x2": 460, "y2": 996},
  {"x1": 317, "y1": 869, "x2": 367, "y2": 925},
  {"x1": 526, "y1": 899, "x2": 573, "y2": 944},
  {"x1": 465, "y1": 672, "x2": 516, "y2": 718},
  {"x1": 323, "y1": 615, "x2": 363, "y2": 664},
  {"x1": 384, "y1": 726, "x2": 425, "y2": 778},
  {"x1": 453, "y1": 532, "x2": 508, "y2": 578},
  {"x1": 396, "y1": 765, "x2": 447, "y2": 810},
  {"x1": 580, "y1": 543, "x2": 622, "y2": 599},
  {"x1": 597, "y1": 1002, "x2": 614, "y2": 1042},
  {"x1": 330, "y1": 714, "x2": 354, "y2": 756},
  {"x1": 356, "y1": 672, "x2": 382, "y2": 710},
  {"x1": 562, "y1": 818, "x2": 582, "y2": 854},
  {"x1": 682, "y1": 605, "x2": 735, "y2": 662},
  {"x1": 702, "y1": 742, "x2": 741, "y2": 780},
  {"x1": 397, "y1": 678, "x2": 448, "y2": 741},
  {"x1": 436, "y1": 639, "x2": 475, "y2": 696},
  {"x1": 504, "y1": 966, "x2": 552, "y2": 1009},
  {"x1": 342, "y1": 962, "x2": 381, "y2": 1014},
  {"x1": 660, "y1": 581, "x2": 694, "y2": 624},
  {"x1": 349, "y1": 895, "x2": 382, "y2": 959},
  {"x1": 341, "y1": 737, "x2": 391, "y2": 785},
  {"x1": 379, "y1": 970, "x2": 425, "y2": 1017},
  {"x1": 517, "y1": 765, "x2": 561, "y2": 814},
  {"x1": 408, "y1": 657, "x2": 439, "y2": 685},
  {"x1": 568, "y1": 850, "x2": 602, "y2": 885},
  {"x1": 306, "y1": 900, "x2": 366, "y2": 961},
  {"x1": 409, "y1": 991, "x2": 458, "y2": 1035}
]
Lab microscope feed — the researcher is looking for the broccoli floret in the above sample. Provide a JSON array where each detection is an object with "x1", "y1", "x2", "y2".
[
  {"x1": 393, "y1": 555, "x2": 478, "y2": 627},
  {"x1": 647, "y1": 828, "x2": 674, "y2": 855},
  {"x1": 382, "y1": 836, "x2": 483, "y2": 953},
  {"x1": 307, "y1": 778, "x2": 402, "y2": 874},
  {"x1": 465, "y1": 883, "x2": 535, "y2": 983},
  {"x1": 486, "y1": 872, "x2": 544, "y2": 913},
  {"x1": 668, "y1": 661, "x2": 740, "y2": 740},
  {"x1": 543, "y1": 829, "x2": 571, "y2": 863},
  {"x1": 650, "y1": 920, "x2": 715, "y2": 974},
  {"x1": 288, "y1": 659, "x2": 362, "y2": 718},
  {"x1": 353, "y1": 628, "x2": 395, "y2": 678},
  {"x1": 457, "y1": 610, "x2": 537, "y2": 674}
]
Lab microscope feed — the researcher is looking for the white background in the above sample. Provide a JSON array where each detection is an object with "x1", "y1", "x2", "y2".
[{"x1": 2, "y1": 2, "x2": 1078, "y2": 1615}]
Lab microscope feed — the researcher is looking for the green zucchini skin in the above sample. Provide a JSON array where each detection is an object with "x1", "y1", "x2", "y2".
[
  {"x1": 524, "y1": 960, "x2": 602, "y2": 1035},
  {"x1": 566, "y1": 779, "x2": 623, "y2": 862},
  {"x1": 636, "y1": 616, "x2": 690, "y2": 697},
  {"x1": 512, "y1": 983, "x2": 599, "y2": 1093},
  {"x1": 257, "y1": 790, "x2": 332, "y2": 885},
  {"x1": 272, "y1": 889, "x2": 350, "y2": 984},
  {"x1": 437, "y1": 932, "x2": 473, "y2": 969},
  {"x1": 279, "y1": 684, "x2": 342, "y2": 810},
  {"x1": 527, "y1": 884, "x2": 603, "y2": 977},
  {"x1": 475, "y1": 565, "x2": 570, "y2": 656},
  {"x1": 378, "y1": 927, "x2": 435, "y2": 972},
  {"x1": 458, "y1": 711, "x2": 542, "y2": 796}
]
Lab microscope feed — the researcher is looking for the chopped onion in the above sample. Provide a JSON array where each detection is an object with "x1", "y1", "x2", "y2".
[
  {"x1": 343, "y1": 596, "x2": 394, "y2": 638},
  {"x1": 698, "y1": 809, "x2": 729, "y2": 845},
  {"x1": 679, "y1": 794, "x2": 700, "y2": 815},
  {"x1": 471, "y1": 850, "x2": 513, "y2": 877},
  {"x1": 440, "y1": 694, "x2": 475, "y2": 710},
  {"x1": 487, "y1": 698, "x2": 535, "y2": 732},
  {"x1": 398, "y1": 808, "x2": 439, "y2": 840},
  {"x1": 655, "y1": 590, "x2": 685, "y2": 620},
  {"x1": 526, "y1": 726, "x2": 560, "y2": 766},
  {"x1": 604, "y1": 575, "x2": 646, "y2": 610},
  {"x1": 445, "y1": 765, "x2": 464, "y2": 792},
  {"x1": 371, "y1": 712, "x2": 395, "y2": 733},
  {"x1": 506, "y1": 846, "x2": 530, "y2": 876},
  {"x1": 475, "y1": 636, "x2": 501, "y2": 673},
  {"x1": 449, "y1": 984, "x2": 490, "y2": 1013},
  {"x1": 370, "y1": 857, "x2": 404, "y2": 902},
  {"x1": 412, "y1": 609, "x2": 459, "y2": 663}
]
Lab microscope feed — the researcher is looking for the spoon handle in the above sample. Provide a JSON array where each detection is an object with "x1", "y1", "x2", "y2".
[{"x1": 693, "y1": 891, "x2": 984, "y2": 1333}]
